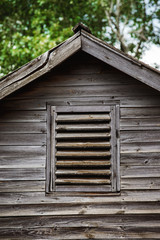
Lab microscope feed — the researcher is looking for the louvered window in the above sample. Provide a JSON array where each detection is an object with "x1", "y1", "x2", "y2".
[{"x1": 47, "y1": 105, "x2": 119, "y2": 193}]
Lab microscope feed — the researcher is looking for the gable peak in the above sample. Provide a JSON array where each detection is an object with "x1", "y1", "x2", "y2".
[{"x1": 72, "y1": 22, "x2": 92, "y2": 34}]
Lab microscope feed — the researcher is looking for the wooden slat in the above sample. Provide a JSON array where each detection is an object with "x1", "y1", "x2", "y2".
[
  {"x1": 56, "y1": 123, "x2": 110, "y2": 131},
  {"x1": 55, "y1": 178, "x2": 111, "y2": 185},
  {"x1": 56, "y1": 133, "x2": 111, "y2": 139},
  {"x1": 0, "y1": 168, "x2": 45, "y2": 181},
  {"x1": 121, "y1": 131, "x2": 160, "y2": 143},
  {"x1": 121, "y1": 107, "x2": 160, "y2": 118},
  {"x1": 0, "y1": 111, "x2": 46, "y2": 122},
  {"x1": 56, "y1": 169, "x2": 111, "y2": 176},
  {"x1": 56, "y1": 142, "x2": 111, "y2": 149},
  {"x1": 56, "y1": 160, "x2": 111, "y2": 167},
  {"x1": 56, "y1": 151, "x2": 111, "y2": 157},
  {"x1": 0, "y1": 181, "x2": 45, "y2": 192},
  {"x1": 0, "y1": 146, "x2": 46, "y2": 158},
  {"x1": 0, "y1": 133, "x2": 46, "y2": 146},
  {"x1": 56, "y1": 114, "x2": 110, "y2": 122},
  {"x1": 0, "y1": 122, "x2": 46, "y2": 133}
]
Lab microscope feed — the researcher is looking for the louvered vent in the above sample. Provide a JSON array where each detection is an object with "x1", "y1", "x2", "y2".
[{"x1": 50, "y1": 106, "x2": 117, "y2": 192}]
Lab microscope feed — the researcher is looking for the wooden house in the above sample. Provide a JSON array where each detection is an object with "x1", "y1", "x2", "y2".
[{"x1": 0, "y1": 23, "x2": 160, "y2": 239}]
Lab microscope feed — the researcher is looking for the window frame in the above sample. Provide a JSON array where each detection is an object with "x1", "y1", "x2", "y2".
[{"x1": 46, "y1": 102, "x2": 120, "y2": 194}]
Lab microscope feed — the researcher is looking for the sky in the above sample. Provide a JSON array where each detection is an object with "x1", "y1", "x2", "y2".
[{"x1": 141, "y1": 44, "x2": 160, "y2": 69}]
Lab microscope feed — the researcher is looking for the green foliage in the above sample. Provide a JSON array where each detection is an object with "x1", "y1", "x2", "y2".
[{"x1": 0, "y1": 0, "x2": 159, "y2": 77}]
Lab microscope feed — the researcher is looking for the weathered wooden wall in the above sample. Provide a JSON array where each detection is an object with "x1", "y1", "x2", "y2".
[{"x1": 0, "y1": 51, "x2": 160, "y2": 239}]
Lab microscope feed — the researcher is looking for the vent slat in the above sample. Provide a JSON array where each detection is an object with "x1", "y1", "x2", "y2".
[
  {"x1": 56, "y1": 169, "x2": 111, "y2": 176},
  {"x1": 56, "y1": 142, "x2": 111, "y2": 149},
  {"x1": 56, "y1": 178, "x2": 111, "y2": 185},
  {"x1": 56, "y1": 114, "x2": 110, "y2": 122},
  {"x1": 56, "y1": 133, "x2": 111, "y2": 139},
  {"x1": 56, "y1": 151, "x2": 111, "y2": 157},
  {"x1": 56, "y1": 160, "x2": 111, "y2": 167},
  {"x1": 52, "y1": 106, "x2": 113, "y2": 192},
  {"x1": 56, "y1": 124, "x2": 110, "y2": 131}
]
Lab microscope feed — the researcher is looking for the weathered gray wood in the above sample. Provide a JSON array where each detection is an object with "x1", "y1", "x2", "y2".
[
  {"x1": 0, "y1": 146, "x2": 46, "y2": 157},
  {"x1": 56, "y1": 169, "x2": 111, "y2": 176},
  {"x1": 121, "y1": 131, "x2": 160, "y2": 143},
  {"x1": 0, "y1": 226, "x2": 160, "y2": 239},
  {"x1": 0, "y1": 99, "x2": 46, "y2": 110},
  {"x1": 0, "y1": 122, "x2": 46, "y2": 133},
  {"x1": 81, "y1": 31, "x2": 160, "y2": 92},
  {"x1": 121, "y1": 142, "x2": 160, "y2": 153},
  {"x1": 0, "y1": 168, "x2": 45, "y2": 181},
  {"x1": 56, "y1": 160, "x2": 111, "y2": 167},
  {"x1": 56, "y1": 132, "x2": 111, "y2": 139},
  {"x1": 56, "y1": 151, "x2": 111, "y2": 157},
  {"x1": 56, "y1": 142, "x2": 111, "y2": 149},
  {"x1": 121, "y1": 107, "x2": 160, "y2": 118},
  {"x1": 1, "y1": 214, "x2": 159, "y2": 229},
  {"x1": 121, "y1": 165, "x2": 160, "y2": 178},
  {"x1": 0, "y1": 157, "x2": 44, "y2": 168},
  {"x1": 12, "y1": 84, "x2": 158, "y2": 99},
  {"x1": 55, "y1": 178, "x2": 111, "y2": 185},
  {"x1": 0, "y1": 133, "x2": 46, "y2": 145},
  {"x1": 0, "y1": 32, "x2": 81, "y2": 99},
  {"x1": 56, "y1": 123, "x2": 110, "y2": 131},
  {"x1": 0, "y1": 110, "x2": 46, "y2": 122},
  {"x1": 0, "y1": 37, "x2": 160, "y2": 240},
  {"x1": 0, "y1": 201, "x2": 160, "y2": 217},
  {"x1": 0, "y1": 181, "x2": 45, "y2": 192},
  {"x1": 121, "y1": 178, "x2": 160, "y2": 190},
  {"x1": 121, "y1": 152, "x2": 160, "y2": 166}
]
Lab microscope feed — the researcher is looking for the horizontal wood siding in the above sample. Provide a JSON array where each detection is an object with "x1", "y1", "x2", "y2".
[{"x1": 0, "y1": 51, "x2": 160, "y2": 239}]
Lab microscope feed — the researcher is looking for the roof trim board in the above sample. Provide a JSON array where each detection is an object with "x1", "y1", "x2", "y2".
[
  {"x1": 81, "y1": 31, "x2": 160, "y2": 92},
  {"x1": 0, "y1": 29, "x2": 160, "y2": 100},
  {"x1": 0, "y1": 31, "x2": 81, "y2": 99}
]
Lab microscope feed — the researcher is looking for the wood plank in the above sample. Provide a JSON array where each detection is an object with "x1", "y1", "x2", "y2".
[
  {"x1": 56, "y1": 151, "x2": 111, "y2": 157},
  {"x1": 121, "y1": 117, "x2": 160, "y2": 128},
  {"x1": 0, "y1": 226, "x2": 160, "y2": 239},
  {"x1": 0, "y1": 168, "x2": 45, "y2": 181},
  {"x1": 0, "y1": 133, "x2": 46, "y2": 146},
  {"x1": 0, "y1": 180, "x2": 45, "y2": 192},
  {"x1": 56, "y1": 142, "x2": 110, "y2": 149},
  {"x1": 56, "y1": 169, "x2": 111, "y2": 176},
  {"x1": 0, "y1": 111, "x2": 46, "y2": 122},
  {"x1": 0, "y1": 158, "x2": 44, "y2": 168},
  {"x1": 121, "y1": 165, "x2": 160, "y2": 178},
  {"x1": 56, "y1": 114, "x2": 110, "y2": 122},
  {"x1": 0, "y1": 99, "x2": 46, "y2": 110},
  {"x1": 121, "y1": 177, "x2": 160, "y2": 190},
  {"x1": 0, "y1": 122, "x2": 46, "y2": 133},
  {"x1": 56, "y1": 178, "x2": 111, "y2": 185},
  {"x1": 0, "y1": 190, "x2": 160, "y2": 205},
  {"x1": 121, "y1": 131, "x2": 160, "y2": 143},
  {"x1": 56, "y1": 160, "x2": 111, "y2": 167},
  {"x1": 1, "y1": 214, "x2": 159, "y2": 229},
  {"x1": 0, "y1": 202, "x2": 160, "y2": 217},
  {"x1": 121, "y1": 107, "x2": 160, "y2": 118},
  {"x1": 0, "y1": 146, "x2": 46, "y2": 157},
  {"x1": 121, "y1": 142, "x2": 160, "y2": 153},
  {"x1": 56, "y1": 123, "x2": 110, "y2": 131},
  {"x1": 14, "y1": 84, "x2": 158, "y2": 99},
  {"x1": 44, "y1": 73, "x2": 135, "y2": 86},
  {"x1": 56, "y1": 133, "x2": 111, "y2": 139},
  {"x1": 121, "y1": 152, "x2": 160, "y2": 166}
]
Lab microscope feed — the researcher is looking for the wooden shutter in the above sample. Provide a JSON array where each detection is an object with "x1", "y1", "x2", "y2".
[{"x1": 49, "y1": 105, "x2": 118, "y2": 192}]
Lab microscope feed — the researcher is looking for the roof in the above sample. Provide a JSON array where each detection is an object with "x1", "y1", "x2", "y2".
[{"x1": 0, "y1": 23, "x2": 160, "y2": 100}]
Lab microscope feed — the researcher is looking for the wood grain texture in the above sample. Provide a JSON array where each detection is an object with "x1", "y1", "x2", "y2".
[{"x1": 0, "y1": 51, "x2": 160, "y2": 239}]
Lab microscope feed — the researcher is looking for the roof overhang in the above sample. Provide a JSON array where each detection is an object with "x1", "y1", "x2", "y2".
[{"x1": 0, "y1": 29, "x2": 160, "y2": 100}]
